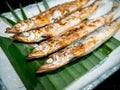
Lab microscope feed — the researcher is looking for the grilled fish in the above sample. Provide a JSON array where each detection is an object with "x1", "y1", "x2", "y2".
[
  {"x1": 36, "y1": 20, "x2": 120, "y2": 73},
  {"x1": 27, "y1": 8, "x2": 115, "y2": 59},
  {"x1": 13, "y1": 0, "x2": 100, "y2": 43},
  {"x1": 6, "y1": 0, "x2": 89, "y2": 33}
]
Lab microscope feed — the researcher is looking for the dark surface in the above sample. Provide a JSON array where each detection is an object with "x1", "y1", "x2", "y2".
[
  {"x1": 94, "y1": 69, "x2": 120, "y2": 90},
  {"x1": 0, "y1": 0, "x2": 42, "y2": 14},
  {"x1": 0, "y1": 0, "x2": 120, "y2": 90}
]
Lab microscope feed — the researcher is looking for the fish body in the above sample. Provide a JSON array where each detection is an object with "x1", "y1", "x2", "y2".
[
  {"x1": 6, "y1": 0, "x2": 88, "y2": 33},
  {"x1": 14, "y1": 1, "x2": 100, "y2": 43},
  {"x1": 27, "y1": 8, "x2": 115, "y2": 59},
  {"x1": 36, "y1": 20, "x2": 120, "y2": 73}
]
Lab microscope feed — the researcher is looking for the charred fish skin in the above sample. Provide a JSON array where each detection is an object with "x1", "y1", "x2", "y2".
[
  {"x1": 36, "y1": 20, "x2": 120, "y2": 73},
  {"x1": 27, "y1": 8, "x2": 116, "y2": 60},
  {"x1": 5, "y1": 0, "x2": 89, "y2": 33},
  {"x1": 14, "y1": 0, "x2": 101, "y2": 43}
]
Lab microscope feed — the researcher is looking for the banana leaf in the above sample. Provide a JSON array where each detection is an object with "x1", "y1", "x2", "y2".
[
  {"x1": 0, "y1": 36, "x2": 120, "y2": 90},
  {"x1": 19, "y1": 3, "x2": 27, "y2": 20},
  {"x1": 42, "y1": 0, "x2": 49, "y2": 9},
  {"x1": 6, "y1": 1, "x2": 21, "y2": 22},
  {"x1": 0, "y1": 14, "x2": 16, "y2": 26}
]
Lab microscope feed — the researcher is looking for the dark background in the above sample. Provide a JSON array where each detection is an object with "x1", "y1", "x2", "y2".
[
  {"x1": 0, "y1": 0, "x2": 120, "y2": 90},
  {"x1": 0, "y1": 0, "x2": 42, "y2": 14}
]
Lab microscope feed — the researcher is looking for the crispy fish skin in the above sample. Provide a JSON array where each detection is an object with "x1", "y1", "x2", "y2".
[
  {"x1": 14, "y1": 0, "x2": 100, "y2": 43},
  {"x1": 27, "y1": 9, "x2": 115, "y2": 59},
  {"x1": 36, "y1": 20, "x2": 120, "y2": 73},
  {"x1": 6, "y1": 0, "x2": 89, "y2": 33}
]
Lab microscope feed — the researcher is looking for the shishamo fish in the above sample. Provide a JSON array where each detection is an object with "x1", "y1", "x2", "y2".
[
  {"x1": 36, "y1": 20, "x2": 120, "y2": 73},
  {"x1": 27, "y1": 8, "x2": 116, "y2": 59},
  {"x1": 13, "y1": 0, "x2": 101, "y2": 43},
  {"x1": 6, "y1": 0, "x2": 89, "y2": 33}
]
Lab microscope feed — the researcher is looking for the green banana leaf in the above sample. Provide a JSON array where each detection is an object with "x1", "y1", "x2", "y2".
[
  {"x1": 0, "y1": 36, "x2": 120, "y2": 90},
  {"x1": 43, "y1": 0, "x2": 49, "y2": 9},
  {"x1": 6, "y1": 1, "x2": 21, "y2": 22}
]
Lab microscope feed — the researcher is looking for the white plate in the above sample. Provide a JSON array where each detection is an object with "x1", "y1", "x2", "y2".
[{"x1": 0, "y1": 0, "x2": 120, "y2": 90}]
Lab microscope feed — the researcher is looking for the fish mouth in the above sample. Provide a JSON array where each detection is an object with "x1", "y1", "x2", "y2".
[
  {"x1": 36, "y1": 63, "x2": 58, "y2": 74},
  {"x1": 27, "y1": 51, "x2": 46, "y2": 60},
  {"x1": 6, "y1": 27, "x2": 21, "y2": 33}
]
